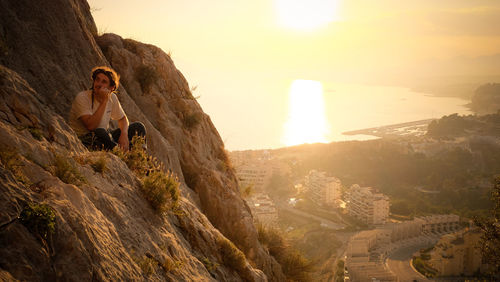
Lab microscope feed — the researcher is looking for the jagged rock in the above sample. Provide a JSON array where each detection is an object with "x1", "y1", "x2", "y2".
[{"x1": 0, "y1": 0, "x2": 285, "y2": 281}]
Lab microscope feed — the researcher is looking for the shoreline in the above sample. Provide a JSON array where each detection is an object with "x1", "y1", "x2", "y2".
[{"x1": 342, "y1": 119, "x2": 435, "y2": 138}]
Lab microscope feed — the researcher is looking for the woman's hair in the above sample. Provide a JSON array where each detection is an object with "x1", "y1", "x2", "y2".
[{"x1": 90, "y1": 66, "x2": 120, "y2": 91}]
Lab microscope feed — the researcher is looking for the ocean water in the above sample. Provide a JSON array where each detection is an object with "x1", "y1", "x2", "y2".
[
  {"x1": 204, "y1": 81, "x2": 472, "y2": 151},
  {"x1": 322, "y1": 83, "x2": 472, "y2": 142}
]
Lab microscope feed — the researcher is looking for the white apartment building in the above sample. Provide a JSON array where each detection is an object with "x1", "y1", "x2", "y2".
[
  {"x1": 235, "y1": 164, "x2": 273, "y2": 192},
  {"x1": 304, "y1": 170, "x2": 342, "y2": 207},
  {"x1": 347, "y1": 184, "x2": 389, "y2": 225}
]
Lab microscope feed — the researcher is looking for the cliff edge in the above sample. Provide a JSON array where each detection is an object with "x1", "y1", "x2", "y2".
[{"x1": 0, "y1": 0, "x2": 284, "y2": 280}]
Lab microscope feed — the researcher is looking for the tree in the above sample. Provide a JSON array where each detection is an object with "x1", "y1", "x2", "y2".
[{"x1": 473, "y1": 176, "x2": 500, "y2": 277}]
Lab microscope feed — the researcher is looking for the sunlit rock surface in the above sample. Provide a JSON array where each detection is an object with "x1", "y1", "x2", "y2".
[{"x1": 0, "y1": 0, "x2": 284, "y2": 280}]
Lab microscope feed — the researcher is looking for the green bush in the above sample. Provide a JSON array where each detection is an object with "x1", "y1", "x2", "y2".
[
  {"x1": 20, "y1": 203, "x2": 56, "y2": 240},
  {"x1": 53, "y1": 154, "x2": 86, "y2": 185},
  {"x1": 141, "y1": 171, "x2": 179, "y2": 213}
]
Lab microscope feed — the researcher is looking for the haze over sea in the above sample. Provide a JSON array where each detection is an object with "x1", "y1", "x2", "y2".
[{"x1": 215, "y1": 81, "x2": 472, "y2": 151}]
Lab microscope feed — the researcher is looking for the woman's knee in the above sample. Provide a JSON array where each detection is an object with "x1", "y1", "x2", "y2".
[{"x1": 129, "y1": 122, "x2": 146, "y2": 138}]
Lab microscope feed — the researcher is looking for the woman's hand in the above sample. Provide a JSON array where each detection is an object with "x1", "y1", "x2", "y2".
[{"x1": 118, "y1": 133, "x2": 129, "y2": 151}]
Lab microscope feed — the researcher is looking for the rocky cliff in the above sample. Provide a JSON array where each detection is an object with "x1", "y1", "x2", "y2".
[{"x1": 0, "y1": 0, "x2": 284, "y2": 280}]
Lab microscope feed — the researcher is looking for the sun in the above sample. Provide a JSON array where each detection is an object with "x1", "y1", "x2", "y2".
[
  {"x1": 275, "y1": 0, "x2": 341, "y2": 30},
  {"x1": 283, "y1": 80, "x2": 330, "y2": 146}
]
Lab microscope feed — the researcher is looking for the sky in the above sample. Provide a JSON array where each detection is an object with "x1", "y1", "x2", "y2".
[{"x1": 88, "y1": 0, "x2": 500, "y2": 150}]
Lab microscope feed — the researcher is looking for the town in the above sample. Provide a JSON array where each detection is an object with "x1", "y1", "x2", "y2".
[{"x1": 229, "y1": 130, "x2": 494, "y2": 281}]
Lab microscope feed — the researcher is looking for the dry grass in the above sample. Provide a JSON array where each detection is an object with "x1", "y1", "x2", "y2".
[
  {"x1": 136, "y1": 65, "x2": 158, "y2": 93},
  {"x1": 257, "y1": 224, "x2": 314, "y2": 282},
  {"x1": 53, "y1": 154, "x2": 86, "y2": 185},
  {"x1": 90, "y1": 152, "x2": 107, "y2": 174},
  {"x1": 183, "y1": 112, "x2": 201, "y2": 130},
  {"x1": 113, "y1": 136, "x2": 180, "y2": 213},
  {"x1": 202, "y1": 257, "x2": 219, "y2": 273},
  {"x1": 0, "y1": 148, "x2": 30, "y2": 185},
  {"x1": 141, "y1": 171, "x2": 179, "y2": 213},
  {"x1": 218, "y1": 237, "x2": 247, "y2": 275},
  {"x1": 161, "y1": 257, "x2": 183, "y2": 273}
]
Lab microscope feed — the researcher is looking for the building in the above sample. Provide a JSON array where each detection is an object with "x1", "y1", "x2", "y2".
[
  {"x1": 346, "y1": 231, "x2": 398, "y2": 282},
  {"x1": 418, "y1": 214, "x2": 460, "y2": 234},
  {"x1": 304, "y1": 170, "x2": 342, "y2": 207},
  {"x1": 246, "y1": 193, "x2": 278, "y2": 225},
  {"x1": 347, "y1": 184, "x2": 389, "y2": 225},
  {"x1": 428, "y1": 229, "x2": 485, "y2": 277},
  {"x1": 388, "y1": 218, "x2": 424, "y2": 242}
]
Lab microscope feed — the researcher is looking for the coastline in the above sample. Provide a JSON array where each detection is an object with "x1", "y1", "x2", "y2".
[{"x1": 342, "y1": 119, "x2": 435, "y2": 138}]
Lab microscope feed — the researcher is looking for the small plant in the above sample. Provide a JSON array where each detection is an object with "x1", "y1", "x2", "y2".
[
  {"x1": 183, "y1": 113, "x2": 201, "y2": 130},
  {"x1": 136, "y1": 65, "x2": 158, "y2": 93},
  {"x1": 20, "y1": 202, "x2": 56, "y2": 240},
  {"x1": 28, "y1": 126, "x2": 43, "y2": 141},
  {"x1": 113, "y1": 136, "x2": 161, "y2": 177},
  {"x1": 202, "y1": 257, "x2": 219, "y2": 273},
  {"x1": 0, "y1": 148, "x2": 20, "y2": 170},
  {"x1": 218, "y1": 237, "x2": 247, "y2": 274},
  {"x1": 0, "y1": 148, "x2": 30, "y2": 185},
  {"x1": 53, "y1": 154, "x2": 86, "y2": 185},
  {"x1": 161, "y1": 257, "x2": 183, "y2": 273},
  {"x1": 135, "y1": 255, "x2": 156, "y2": 276},
  {"x1": 141, "y1": 171, "x2": 180, "y2": 213},
  {"x1": 90, "y1": 153, "x2": 107, "y2": 173}
]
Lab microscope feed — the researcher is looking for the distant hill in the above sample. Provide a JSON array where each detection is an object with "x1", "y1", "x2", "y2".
[
  {"x1": 469, "y1": 83, "x2": 500, "y2": 114},
  {"x1": 427, "y1": 113, "x2": 500, "y2": 138}
]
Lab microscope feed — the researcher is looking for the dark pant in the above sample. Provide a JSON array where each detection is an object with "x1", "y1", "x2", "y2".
[{"x1": 80, "y1": 122, "x2": 146, "y2": 150}]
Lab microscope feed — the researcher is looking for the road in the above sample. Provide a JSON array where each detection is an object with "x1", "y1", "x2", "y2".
[{"x1": 386, "y1": 243, "x2": 433, "y2": 282}]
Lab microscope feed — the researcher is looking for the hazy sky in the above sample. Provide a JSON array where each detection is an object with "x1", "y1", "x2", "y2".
[{"x1": 88, "y1": 0, "x2": 500, "y2": 150}]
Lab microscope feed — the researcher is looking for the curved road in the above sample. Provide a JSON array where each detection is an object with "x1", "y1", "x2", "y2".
[{"x1": 386, "y1": 244, "x2": 433, "y2": 282}]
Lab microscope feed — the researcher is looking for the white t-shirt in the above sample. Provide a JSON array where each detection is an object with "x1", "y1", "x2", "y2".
[{"x1": 68, "y1": 90, "x2": 125, "y2": 136}]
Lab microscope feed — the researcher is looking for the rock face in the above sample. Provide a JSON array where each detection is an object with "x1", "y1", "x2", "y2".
[{"x1": 0, "y1": 0, "x2": 284, "y2": 281}]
